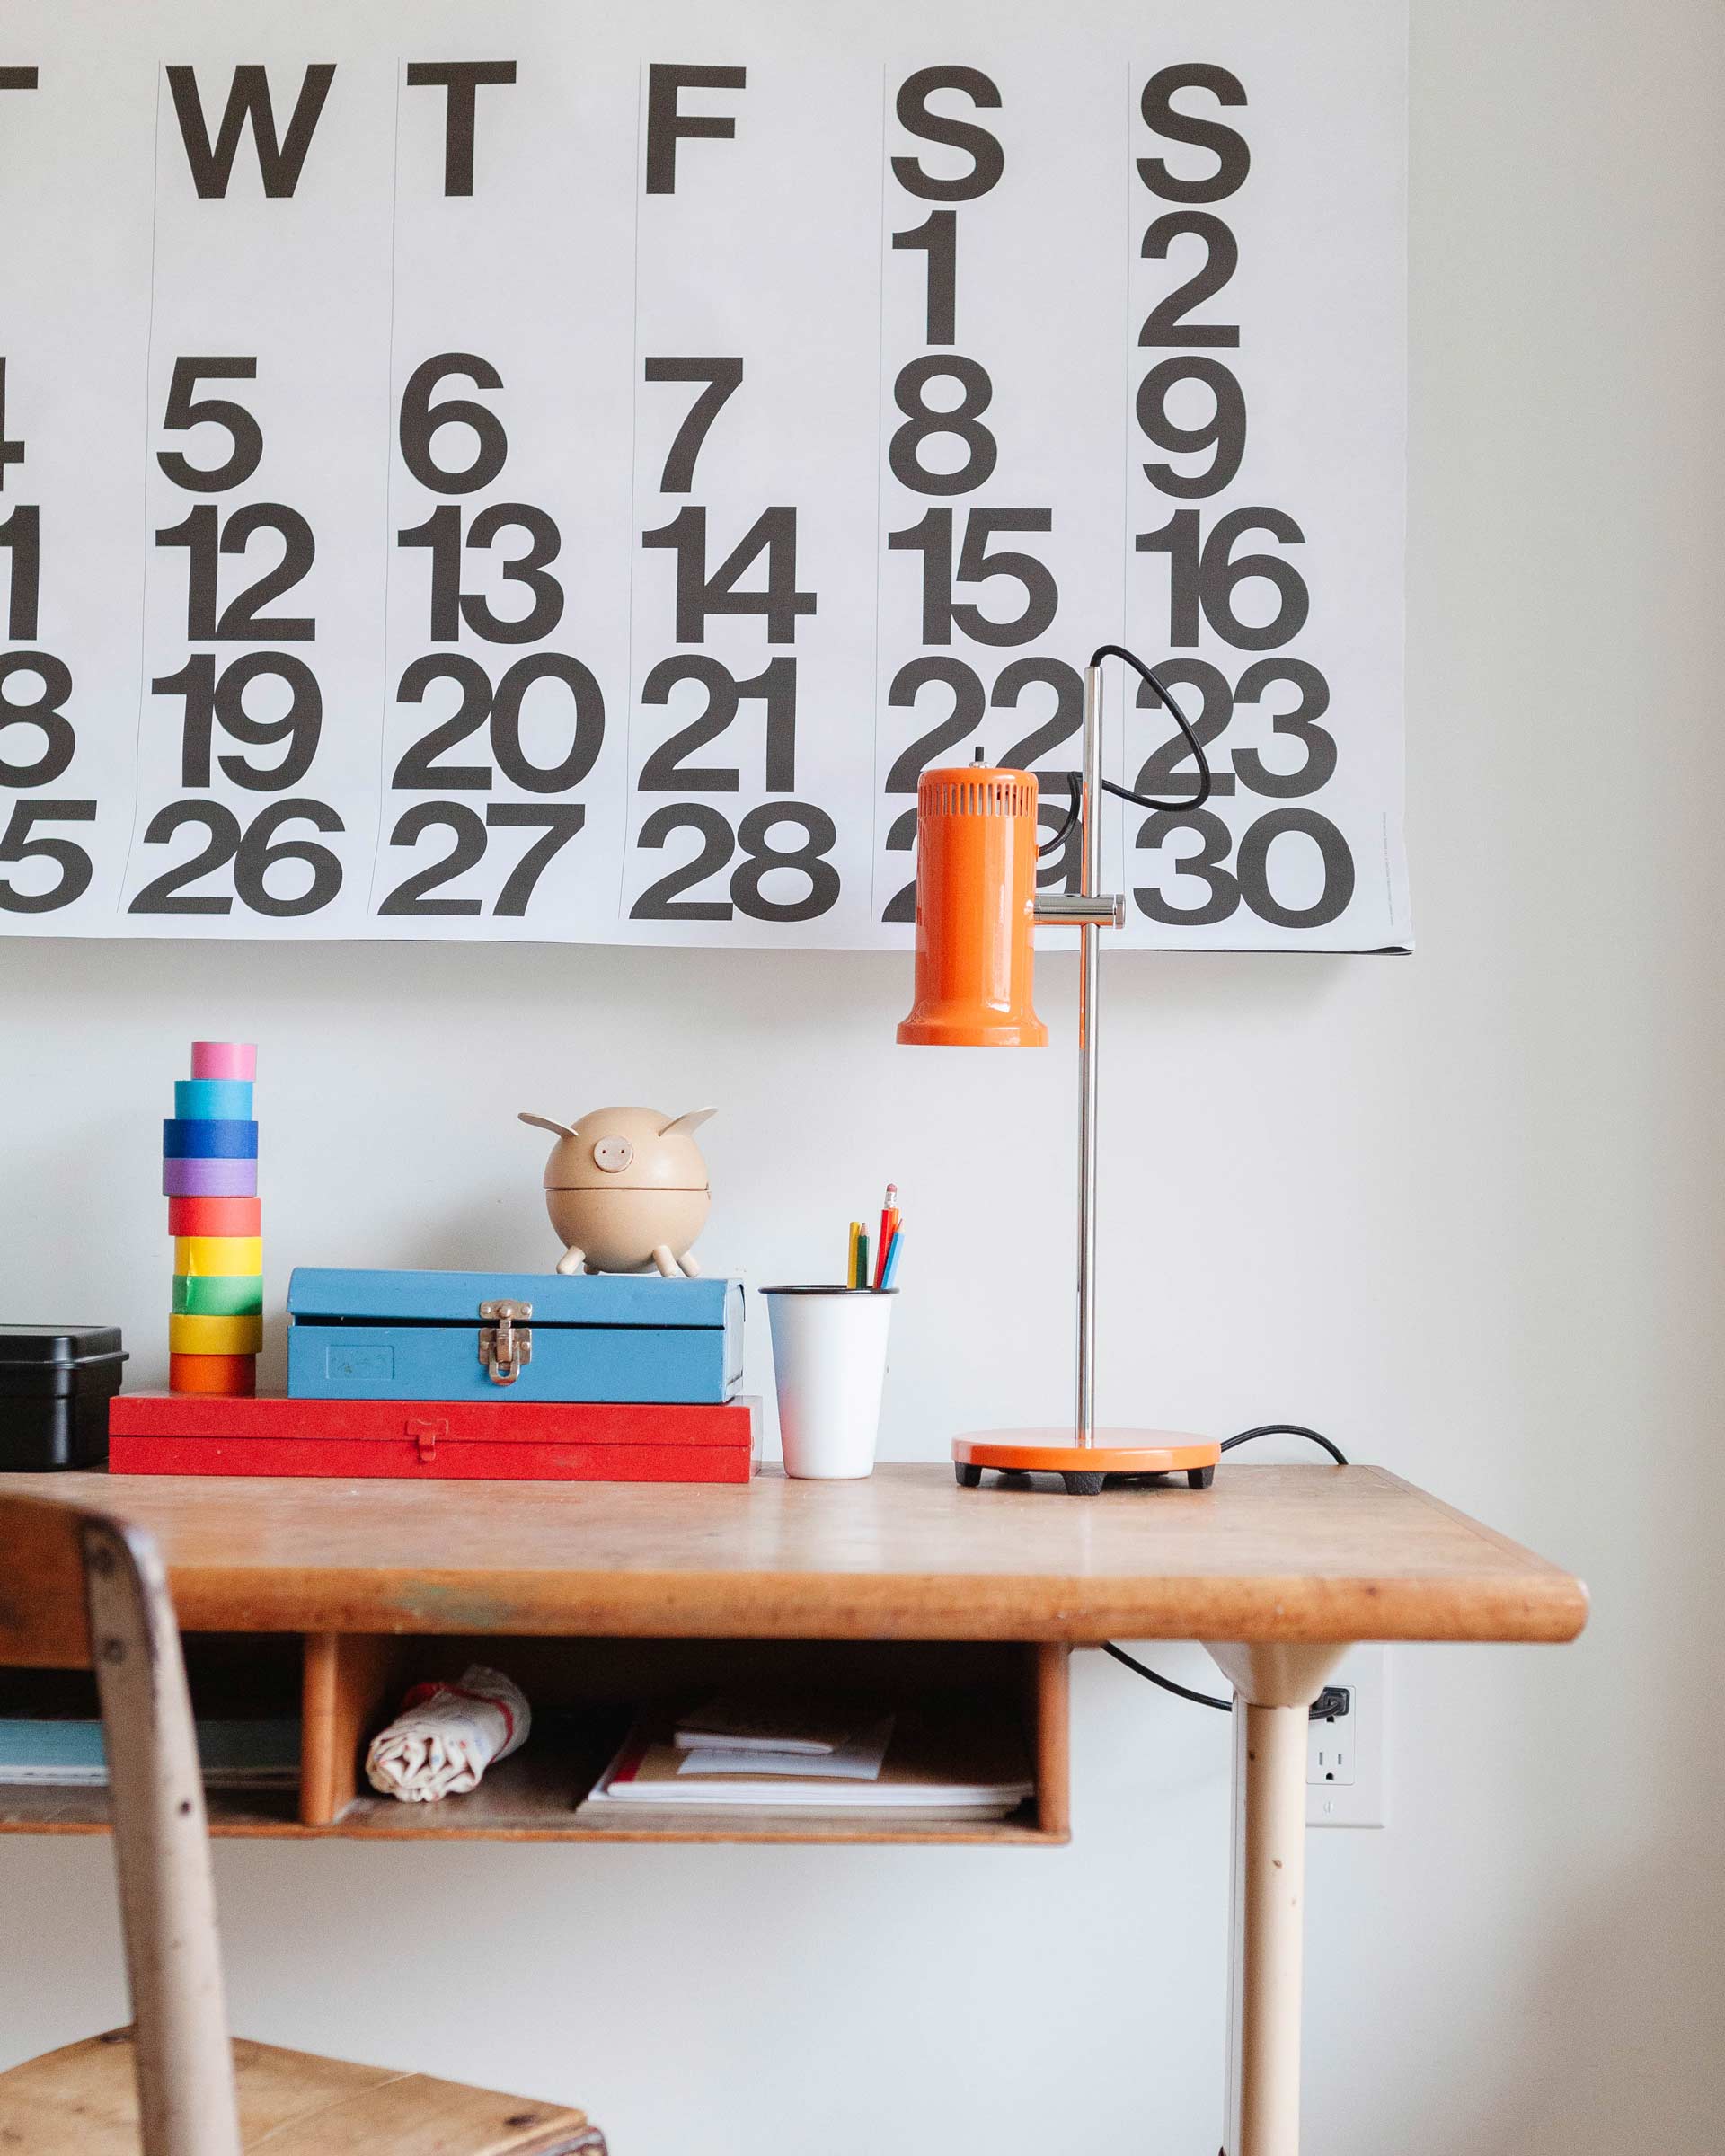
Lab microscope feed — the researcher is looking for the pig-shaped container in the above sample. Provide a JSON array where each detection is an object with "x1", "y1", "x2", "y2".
[{"x1": 518, "y1": 1105, "x2": 716, "y2": 1277}]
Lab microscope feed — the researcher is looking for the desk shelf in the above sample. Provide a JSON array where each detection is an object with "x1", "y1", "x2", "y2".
[
  {"x1": 0, "y1": 1463, "x2": 1587, "y2": 1851},
  {"x1": 0, "y1": 1634, "x2": 1070, "y2": 1849},
  {"x1": 0, "y1": 1781, "x2": 301, "y2": 1836}
]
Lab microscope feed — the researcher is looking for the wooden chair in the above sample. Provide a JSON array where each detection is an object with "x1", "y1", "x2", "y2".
[{"x1": 0, "y1": 1490, "x2": 606, "y2": 2156}]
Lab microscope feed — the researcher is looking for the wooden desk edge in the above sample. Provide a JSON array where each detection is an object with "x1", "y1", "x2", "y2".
[
  {"x1": 164, "y1": 1566, "x2": 1588, "y2": 1646},
  {"x1": 164, "y1": 1465, "x2": 1590, "y2": 1645},
  {"x1": 16, "y1": 1462, "x2": 1590, "y2": 1648}
]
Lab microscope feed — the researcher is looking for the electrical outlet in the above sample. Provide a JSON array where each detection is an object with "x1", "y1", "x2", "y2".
[
  {"x1": 1309, "y1": 1697, "x2": 1355, "y2": 1787},
  {"x1": 1307, "y1": 1646, "x2": 1388, "y2": 1828}
]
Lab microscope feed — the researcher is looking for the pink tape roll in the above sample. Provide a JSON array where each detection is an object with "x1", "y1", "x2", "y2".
[
  {"x1": 190, "y1": 1041, "x2": 257, "y2": 1080},
  {"x1": 162, "y1": 1155, "x2": 259, "y2": 1197}
]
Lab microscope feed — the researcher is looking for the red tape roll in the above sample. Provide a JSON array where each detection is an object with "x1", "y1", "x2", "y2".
[{"x1": 167, "y1": 1195, "x2": 261, "y2": 1237}]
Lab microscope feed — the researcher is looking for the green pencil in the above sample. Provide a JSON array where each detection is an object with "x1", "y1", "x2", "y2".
[{"x1": 855, "y1": 1230, "x2": 870, "y2": 1289}]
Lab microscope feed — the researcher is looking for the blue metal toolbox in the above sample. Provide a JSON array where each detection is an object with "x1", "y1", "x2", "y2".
[{"x1": 287, "y1": 1269, "x2": 743, "y2": 1405}]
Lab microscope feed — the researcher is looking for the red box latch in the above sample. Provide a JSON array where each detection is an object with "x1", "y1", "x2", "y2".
[{"x1": 405, "y1": 1416, "x2": 447, "y2": 1464}]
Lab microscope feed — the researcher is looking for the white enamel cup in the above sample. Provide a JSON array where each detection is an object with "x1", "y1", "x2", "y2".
[{"x1": 762, "y1": 1286, "x2": 897, "y2": 1480}]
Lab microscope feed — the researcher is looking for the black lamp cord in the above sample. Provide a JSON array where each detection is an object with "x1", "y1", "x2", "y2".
[
  {"x1": 1038, "y1": 643, "x2": 1215, "y2": 858},
  {"x1": 1030, "y1": 651, "x2": 1337, "y2": 1706},
  {"x1": 1103, "y1": 1425, "x2": 1351, "y2": 1712}
]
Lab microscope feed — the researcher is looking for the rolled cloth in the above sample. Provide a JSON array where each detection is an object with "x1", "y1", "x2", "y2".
[{"x1": 365, "y1": 1666, "x2": 530, "y2": 1802}]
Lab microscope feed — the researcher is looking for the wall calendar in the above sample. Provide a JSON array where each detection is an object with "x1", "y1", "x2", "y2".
[{"x1": 0, "y1": 2, "x2": 1408, "y2": 950}]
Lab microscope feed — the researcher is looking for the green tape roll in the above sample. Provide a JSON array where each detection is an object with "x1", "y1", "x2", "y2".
[{"x1": 171, "y1": 1275, "x2": 265, "y2": 1319}]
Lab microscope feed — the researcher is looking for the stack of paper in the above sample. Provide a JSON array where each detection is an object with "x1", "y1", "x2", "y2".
[
  {"x1": 672, "y1": 1695, "x2": 867, "y2": 1757},
  {"x1": 579, "y1": 1697, "x2": 1033, "y2": 1823}
]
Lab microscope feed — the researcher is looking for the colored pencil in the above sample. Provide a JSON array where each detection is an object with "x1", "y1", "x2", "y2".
[
  {"x1": 855, "y1": 1230, "x2": 870, "y2": 1289},
  {"x1": 874, "y1": 1184, "x2": 899, "y2": 1289},
  {"x1": 847, "y1": 1220, "x2": 862, "y2": 1287},
  {"x1": 881, "y1": 1232, "x2": 904, "y2": 1289}
]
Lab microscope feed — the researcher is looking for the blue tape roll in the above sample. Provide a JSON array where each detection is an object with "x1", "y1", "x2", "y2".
[
  {"x1": 174, "y1": 1078, "x2": 253, "y2": 1121},
  {"x1": 162, "y1": 1118, "x2": 259, "y2": 1161}
]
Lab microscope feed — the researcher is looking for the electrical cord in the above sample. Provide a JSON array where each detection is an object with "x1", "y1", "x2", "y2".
[
  {"x1": 1104, "y1": 1424, "x2": 1352, "y2": 1713},
  {"x1": 1038, "y1": 770, "x2": 1084, "y2": 859},
  {"x1": 1222, "y1": 1422, "x2": 1349, "y2": 1468},
  {"x1": 1102, "y1": 1640, "x2": 1233, "y2": 1711},
  {"x1": 1037, "y1": 643, "x2": 1214, "y2": 858}
]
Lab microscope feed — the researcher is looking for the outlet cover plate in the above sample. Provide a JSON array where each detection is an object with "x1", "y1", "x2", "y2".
[{"x1": 1307, "y1": 1645, "x2": 1388, "y2": 1828}]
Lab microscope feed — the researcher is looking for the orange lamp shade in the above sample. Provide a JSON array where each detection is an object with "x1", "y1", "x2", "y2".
[{"x1": 897, "y1": 764, "x2": 1048, "y2": 1047}]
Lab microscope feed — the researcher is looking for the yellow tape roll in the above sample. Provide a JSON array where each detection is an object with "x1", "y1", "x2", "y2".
[
  {"x1": 168, "y1": 1312, "x2": 263, "y2": 1356},
  {"x1": 173, "y1": 1235, "x2": 262, "y2": 1277}
]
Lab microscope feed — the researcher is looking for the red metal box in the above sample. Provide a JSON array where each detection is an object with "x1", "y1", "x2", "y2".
[{"x1": 108, "y1": 1392, "x2": 760, "y2": 1484}]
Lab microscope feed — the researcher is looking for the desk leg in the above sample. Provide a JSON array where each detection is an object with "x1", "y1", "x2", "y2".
[{"x1": 1205, "y1": 1644, "x2": 1347, "y2": 2156}]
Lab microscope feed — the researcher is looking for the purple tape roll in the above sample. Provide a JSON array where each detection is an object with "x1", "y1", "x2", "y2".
[{"x1": 162, "y1": 1156, "x2": 260, "y2": 1198}]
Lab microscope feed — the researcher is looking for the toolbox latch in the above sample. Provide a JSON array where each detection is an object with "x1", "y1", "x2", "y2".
[
  {"x1": 477, "y1": 1301, "x2": 534, "y2": 1386},
  {"x1": 405, "y1": 1416, "x2": 447, "y2": 1462}
]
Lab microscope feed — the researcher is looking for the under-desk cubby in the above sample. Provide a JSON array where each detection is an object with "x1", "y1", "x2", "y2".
[
  {"x1": 0, "y1": 1634, "x2": 1070, "y2": 1848},
  {"x1": 0, "y1": 1633, "x2": 305, "y2": 1834}
]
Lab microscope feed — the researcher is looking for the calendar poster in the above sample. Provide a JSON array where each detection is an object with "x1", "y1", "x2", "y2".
[{"x1": 0, "y1": 0, "x2": 1409, "y2": 950}]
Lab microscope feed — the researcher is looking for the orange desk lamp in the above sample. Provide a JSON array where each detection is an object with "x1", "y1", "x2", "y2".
[{"x1": 898, "y1": 645, "x2": 1221, "y2": 1496}]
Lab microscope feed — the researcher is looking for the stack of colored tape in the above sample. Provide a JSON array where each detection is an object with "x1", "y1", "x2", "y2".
[{"x1": 164, "y1": 1042, "x2": 261, "y2": 1397}]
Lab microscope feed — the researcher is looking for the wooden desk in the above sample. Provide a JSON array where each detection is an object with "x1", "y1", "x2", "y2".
[{"x1": 0, "y1": 1462, "x2": 1586, "y2": 2156}]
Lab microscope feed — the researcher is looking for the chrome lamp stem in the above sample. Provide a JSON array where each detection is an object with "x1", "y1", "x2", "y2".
[
  {"x1": 1076, "y1": 660, "x2": 1104, "y2": 1447},
  {"x1": 1031, "y1": 666, "x2": 1127, "y2": 1450}
]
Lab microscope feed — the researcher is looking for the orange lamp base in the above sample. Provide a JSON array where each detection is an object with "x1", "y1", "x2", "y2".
[{"x1": 952, "y1": 1428, "x2": 1222, "y2": 1496}]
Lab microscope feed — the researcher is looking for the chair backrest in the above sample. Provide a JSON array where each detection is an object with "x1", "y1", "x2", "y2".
[{"x1": 0, "y1": 1491, "x2": 240, "y2": 2156}]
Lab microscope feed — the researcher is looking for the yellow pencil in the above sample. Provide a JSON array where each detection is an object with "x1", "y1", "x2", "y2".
[{"x1": 847, "y1": 1220, "x2": 862, "y2": 1287}]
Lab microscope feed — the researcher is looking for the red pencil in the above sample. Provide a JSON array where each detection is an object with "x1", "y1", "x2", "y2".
[{"x1": 874, "y1": 1185, "x2": 899, "y2": 1290}]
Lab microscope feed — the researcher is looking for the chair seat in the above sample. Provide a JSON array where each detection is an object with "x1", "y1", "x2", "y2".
[{"x1": 0, "y1": 2028, "x2": 605, "y2": 2155}]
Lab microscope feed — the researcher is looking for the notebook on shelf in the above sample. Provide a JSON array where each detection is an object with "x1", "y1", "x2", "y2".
[
  {"x1": 0, "y1": 1716, "x2": 301, "y2": 1789},
  {"x1": 579, "y1": 1707, "x2": 1032, "y2": 1819}
]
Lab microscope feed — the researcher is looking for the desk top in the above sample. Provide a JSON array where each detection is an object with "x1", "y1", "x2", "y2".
[{"x1": 17, "y1": 1463, "x2": 1588, "y2": 1646}]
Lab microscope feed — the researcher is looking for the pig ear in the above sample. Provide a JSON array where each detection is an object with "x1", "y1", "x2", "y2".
[
  {"x1": 659, "y1": 1107, "x2": 717, "y2": 1137},
  {"x1": 519, "y1": 1112, "x2": 578, "y2": 1140}
]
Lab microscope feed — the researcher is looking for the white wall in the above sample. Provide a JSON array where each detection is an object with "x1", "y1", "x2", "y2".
[{"x1": 4, "y1": 2, "x2": 1723, "y2": 2146}]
